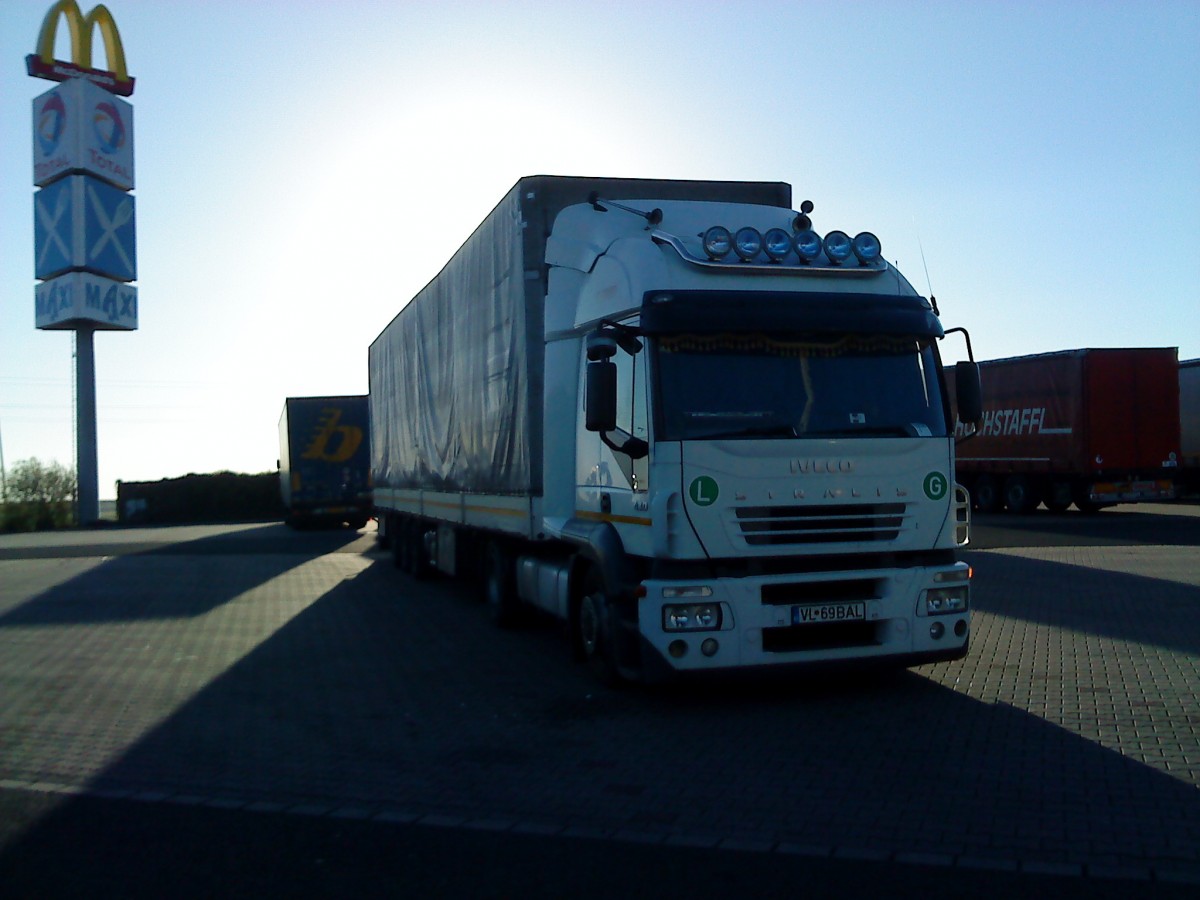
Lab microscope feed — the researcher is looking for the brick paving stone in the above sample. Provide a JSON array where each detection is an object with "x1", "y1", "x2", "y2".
[{"x1": 1, "y1": 528, "x2": 1198, "y2": 878}]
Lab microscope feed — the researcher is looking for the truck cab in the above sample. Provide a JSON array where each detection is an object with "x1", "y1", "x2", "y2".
[{"x1": 542, "y1": 198, "x2": 980, "y2": 680}]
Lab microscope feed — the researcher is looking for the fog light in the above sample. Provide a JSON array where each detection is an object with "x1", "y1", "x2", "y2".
[
  {"x1": 930, "y1": 622, "x2": 945, "y2": 639},
  {"x1": 701, "y1": 638, "x2": 719, "y2": 657},
  {"x1": 663, "y1": 602, "x2": 722, "y2": 631},
  {"x1": 668, "y1": 640, "x2": 688, "y2": 659},
  {"x1": 954, "y1": 619, "x2": 968, "y2": 638},
  {"x1": 924, "y1": 586, "x2": 969, "y2": 615}
]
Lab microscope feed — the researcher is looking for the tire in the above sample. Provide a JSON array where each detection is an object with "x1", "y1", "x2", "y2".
[
  {"x1": 1073, "y1": 494, "x2": 1112, "y2": 514},
  {"x1": 1044, "y1": 481, "x2": 1072, "y2": 514},
  {"x1": 396, "y1": 518, "x2": 415, "y2": 573},
  {"x1": 1003, "y1": 475, "x2": 1038, "y2": 514},
  {"x1": 973, "y1": 475, "x2": 1000, "y2": 513},
  {"x1": 409, "y1": 521, "x2": 432, "y2": 579},
  {"x1": 483, "y1": 542, "x2": 521, "y2": 627},
  {"x1": 573, "y1": 571, "x2": 622, "y2": 687}
]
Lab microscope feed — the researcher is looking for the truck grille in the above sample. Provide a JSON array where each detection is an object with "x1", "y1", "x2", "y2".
[{"x1": 735, "y1": 503, "x2": 907, "y2": 546}]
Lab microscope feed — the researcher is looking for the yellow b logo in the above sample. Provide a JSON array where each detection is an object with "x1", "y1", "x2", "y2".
[{"x1": 301, "y1": 408, "x2": 363, "y2": 463}]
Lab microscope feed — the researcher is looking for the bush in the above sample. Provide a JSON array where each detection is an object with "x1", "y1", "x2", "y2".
[{"x1": 1, "y1": 458, "x2": 77, "y2": 532}]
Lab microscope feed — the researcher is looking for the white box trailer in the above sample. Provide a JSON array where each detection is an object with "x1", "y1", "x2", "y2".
[{"x1": 370, "y1": 175, "x2": 981, "y2": 683}]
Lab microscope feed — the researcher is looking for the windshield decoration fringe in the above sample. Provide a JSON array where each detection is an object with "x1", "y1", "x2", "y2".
[{"x1": 659, "y1": 334, "x2": 922, "y2": 357}]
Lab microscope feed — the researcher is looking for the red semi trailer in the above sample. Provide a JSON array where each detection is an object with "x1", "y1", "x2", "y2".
[
  {"x1": 1181, "y1": 358, "x2": 1200, "y2": 497},
  {"x1": 953, "y1": 348, "x2": 1180, "y2": 513}
]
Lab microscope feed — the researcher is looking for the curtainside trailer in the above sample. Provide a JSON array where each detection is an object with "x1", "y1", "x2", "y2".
[
  {"x1": 279, "y1": 395, "x2": 371, "y2": 529},
  {"x1": 1180, "y1": 358, "x2": 1200, "y2": 497},
  {"x1": 952, "y1": 348, "x2": 1180, "y2": 512}
]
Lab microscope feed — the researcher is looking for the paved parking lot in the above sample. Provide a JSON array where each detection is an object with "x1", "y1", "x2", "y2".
[{"x1": 0, "y1": 508, "x2": 1198, "y2": 891}]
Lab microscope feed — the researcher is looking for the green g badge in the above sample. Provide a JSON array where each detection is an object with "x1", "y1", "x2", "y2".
[{"x1": 923, "y1": 471, "x2": 949, "y2": 501}]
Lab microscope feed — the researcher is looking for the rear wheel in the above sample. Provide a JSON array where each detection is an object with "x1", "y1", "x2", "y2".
[
  {"x1": 1003, "y1": 475, "x2": 1038, "y2": 514},
  {"x1": 409, "y1": 521, "x2": 432, "y2": 579},
  {"x1": 1073, "y1": 494, "x2": 1112, "y2": 514},
  {"x1": 1044, "y1": 481, "x2": 1072, "y2": 514},
  {"x1": 391, "y1": 516, "x2": 408, "y2": 570},
  {"x1": 973, "y1": 475, "x2": 1000, "y2": 513},
  {"x1": 483, "y1": 542, "x2": 521, "y2": 627}
]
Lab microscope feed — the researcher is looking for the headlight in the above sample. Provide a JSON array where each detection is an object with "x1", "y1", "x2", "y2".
[
  {"x1": 763, "y1": 227, "x2": 792, "y2": 262},
  {"x1": 734, "y1": 227, "x2": 763, "y2": 261},
  {"x1": 852, "y1": 231, "x2": 882, "y2": 264},
  {"x1": 923, "y1": 586, "x2": 969, "y2": 615},
  {"x1": 663, "y1": 603, "x2": 722, "y2": 632},
  {"x1": 823, "y1": 230, "x2": 852, "y2": 264},
  {"x1": 793, "y1": 229, "x2": 822, "y2": 262},
  {"x1": 702, "y1": 226, "x2": 732, "y2": 259}
]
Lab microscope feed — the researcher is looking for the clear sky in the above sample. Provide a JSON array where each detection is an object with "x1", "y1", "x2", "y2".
[{"x1": 2, "y1": 0, "x2": 1198, "y2": 499}]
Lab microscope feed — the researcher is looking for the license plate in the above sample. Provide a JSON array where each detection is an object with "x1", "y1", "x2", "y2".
[{"x1": 792, "y1": 602, "x2": 867, "y2": 625}]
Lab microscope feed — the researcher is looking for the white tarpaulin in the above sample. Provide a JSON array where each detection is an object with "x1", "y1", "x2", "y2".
[{"x1": 369, "y1": 184, "x2": 536, "y2": 493}]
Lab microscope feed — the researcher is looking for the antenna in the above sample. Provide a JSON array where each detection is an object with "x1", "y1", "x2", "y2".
[{"x1": 914, "y1": 218, "x2": 939, "y2": 317}]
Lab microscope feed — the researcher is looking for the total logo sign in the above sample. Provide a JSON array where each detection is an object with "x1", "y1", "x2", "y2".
[{"x1": 32, "y1": 77, "x2": 134, "y2": 190}]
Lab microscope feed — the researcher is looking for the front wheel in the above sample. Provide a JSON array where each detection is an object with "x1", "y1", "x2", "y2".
[{"x1": 573, "y1": 574, "x2": 622, "y2": 687}]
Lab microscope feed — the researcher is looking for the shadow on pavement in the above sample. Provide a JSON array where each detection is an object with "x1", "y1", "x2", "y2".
[
  {"x1": 0, "y1": 524, "x2": 373, "y2": 627},
  {"x1": 1, "y1": 550, "x2": 1198, "y2": 891},
  {"x1": 971, "y1": 506, "x2": 1200, "y2": 550},
  {"x1": 964, "y1": 549, "x2": 1200, "y2": 657}
]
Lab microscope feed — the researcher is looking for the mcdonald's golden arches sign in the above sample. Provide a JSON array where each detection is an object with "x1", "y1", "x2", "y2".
[{"x1": 25, "y1": 0, "x2": 135, "y2": 96}]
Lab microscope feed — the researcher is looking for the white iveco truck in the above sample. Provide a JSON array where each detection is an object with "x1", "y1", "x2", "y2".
[{"x1": 370, "y1": 176, "x2": 982, "y2": 683}]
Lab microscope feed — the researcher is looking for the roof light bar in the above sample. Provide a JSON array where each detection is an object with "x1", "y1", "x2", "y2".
[{"x1": 691, "y1": 217, "x2": 883, "y2": 268}]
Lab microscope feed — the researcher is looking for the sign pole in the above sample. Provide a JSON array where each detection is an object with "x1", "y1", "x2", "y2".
[
  {"x1": 29, "y1": 1, "x2": 137, "y2": 525},
  {"x1": 75, "y1": 326, "x2": 99, "y2": 523}
]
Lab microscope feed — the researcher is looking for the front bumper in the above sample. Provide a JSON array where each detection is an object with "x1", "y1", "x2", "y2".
[{"x1": 634, "y1": 562, "x2": 970, "y2": 680}]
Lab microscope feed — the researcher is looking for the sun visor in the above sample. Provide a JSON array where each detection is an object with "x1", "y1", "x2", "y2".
[{"x1": 639, "y1": 291, "x2": 943, "y2": 338}]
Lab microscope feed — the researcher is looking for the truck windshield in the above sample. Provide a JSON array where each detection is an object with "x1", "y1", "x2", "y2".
[{"x1": 655, "y1": 333, "x2": 947, "y2": 441}]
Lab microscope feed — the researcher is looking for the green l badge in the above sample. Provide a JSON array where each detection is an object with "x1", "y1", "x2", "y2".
[{"x1": 689, "y1": 475, "x2": 719, "y2": 507}]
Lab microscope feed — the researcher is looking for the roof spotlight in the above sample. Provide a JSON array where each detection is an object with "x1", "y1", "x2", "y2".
[
  {"x1": 793, "y1": 230, "x2": 822, "y2": 263},
  {"x1": 702, "y1": 226, "x2": 732, "y2": 259},
  {"x1": 823, "y1": 230, "x2": 852, "y2": 265},
  {"x1": 733, "y1": 227, "x2": 763, "y2": 261},
  {"x1": 763, "y1": 228, "x2": 792, "y2": 262},
  {"x1": 852, "y1": 232, "x2": 882, "y2": 264}
]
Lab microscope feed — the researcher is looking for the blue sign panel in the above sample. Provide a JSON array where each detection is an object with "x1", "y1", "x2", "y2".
[{"x1": 34, "y1": 174, "x2": 136, "y2": 282}]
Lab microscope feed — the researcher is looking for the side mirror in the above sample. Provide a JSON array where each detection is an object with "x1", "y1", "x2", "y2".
[
  {"x1": 954, "y1": 361, "x2": 983, "y2": 428},
  {"x1": 585, "y1": 360, "x2": 617, "y2": 432}
]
